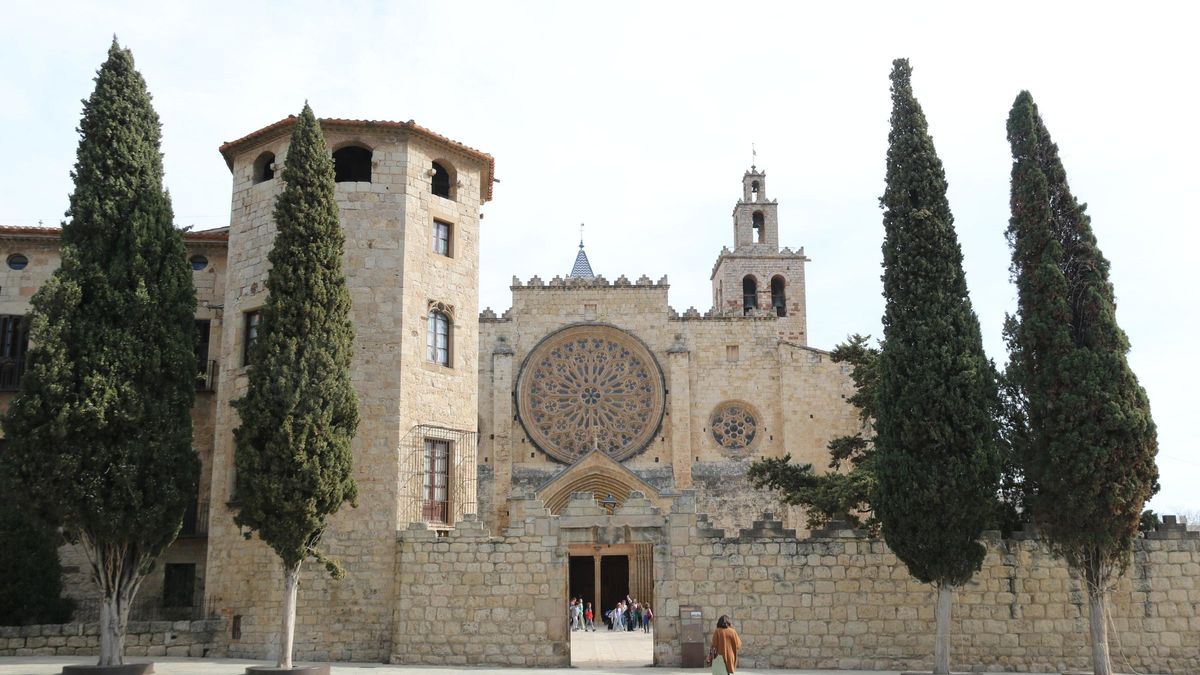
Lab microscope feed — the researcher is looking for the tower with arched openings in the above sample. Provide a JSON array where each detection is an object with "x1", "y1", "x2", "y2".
[{"x1": 710, "y1": 167, "x2": 810, "y2": 343}]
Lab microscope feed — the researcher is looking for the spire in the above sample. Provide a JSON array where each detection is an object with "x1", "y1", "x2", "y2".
[{"x1": 569, "y1": 223, "x2": 595, "y2": 278}]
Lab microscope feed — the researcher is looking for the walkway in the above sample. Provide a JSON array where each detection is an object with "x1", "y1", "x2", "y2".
[
  {"x1": 570, "y1": 625, "x2": 653, "y2": 668},
  {"x1": 0, "y1": 656, "x2": 1068, "y2": 675}
]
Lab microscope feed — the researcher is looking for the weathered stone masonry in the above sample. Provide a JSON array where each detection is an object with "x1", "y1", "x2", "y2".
[{"x1": 392, "y1": 492, "x2": 1200, "y2": 673}]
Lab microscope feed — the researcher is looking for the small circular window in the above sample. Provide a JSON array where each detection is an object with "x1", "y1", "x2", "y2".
[
  {"x1": 6, "y1": 254, "x2": 29, "y2": 270},
  {"x1": 710, "y1": 401, "x2": 761, "y2": 451},
  {"x1": 189, "y1": 255, "x2": 209, "y2": 271}
]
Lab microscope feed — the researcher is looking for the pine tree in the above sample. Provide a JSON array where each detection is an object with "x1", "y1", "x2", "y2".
[
  {"x1": 873, "y1": 59, "x2": 1001, "y2": 675},
  {"x1": 1005, "y1": 90, "x2": 1158, "y2": 675},
  {"x1": 0, "y1": 39, "x2": 198, "y2": 665},
  {"x1": 232, "y1": 104, "x2": 359, "y2": 670}
]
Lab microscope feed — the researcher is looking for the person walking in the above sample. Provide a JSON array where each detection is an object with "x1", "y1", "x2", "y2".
[
  {"x1": 584, "y1": 602, "x2": 595, "y2": 631},
  {"x1": 642, "y1": 605, "x2": 653, "y2": 633},
  {"x1": 707, "y1": 615, "x2": 742, "y2": 674}
]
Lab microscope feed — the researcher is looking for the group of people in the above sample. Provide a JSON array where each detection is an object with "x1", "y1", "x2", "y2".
[
  {"x1": 569, "y1": 598, "x2": 741, "y2": 675},
  {"x1": 605, "y1": 596, "x2": 652, "y2": 632},
  {"x1": 567, "y1": 595, "x2": 655, "y2": 633},
  {"x1": 567, "y1": 597, "x2": 596, "y2": 631}
]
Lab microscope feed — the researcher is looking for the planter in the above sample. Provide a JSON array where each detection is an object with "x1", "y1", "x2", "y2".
[
  {"x1": 62, "y1": 665, "x2": 154, "y2": 675},
  {"x1": 243, "y1": 662, "x2": 331, "y2": 667}
]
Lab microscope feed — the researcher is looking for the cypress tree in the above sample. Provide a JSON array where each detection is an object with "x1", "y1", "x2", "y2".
[
  {"x1": 0, "y1": 469, "x2": 75, "y2": 626},
  {"x1": 873, "y1": 59, "x2": 1001, "y2": 675},
  {"x1": 1005, "y1": 90, "x2": 1158, "y2": 675},
  {"x1": 0, "y1": 39, "x2": 198, "y2": 665},
  {"x1": 232, "y1": 104, "x2": 359, "y2": 670}
]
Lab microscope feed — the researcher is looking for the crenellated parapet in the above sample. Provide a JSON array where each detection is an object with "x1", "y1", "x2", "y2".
[{"x1": 509, "y1": 274, "x2": 669, "y2": 290}]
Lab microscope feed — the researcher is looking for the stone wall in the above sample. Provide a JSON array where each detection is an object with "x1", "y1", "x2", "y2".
[
  {"x1": 391, "y1": 510, "x2": 568, "y2": 667},
  {"x1": 655, "y1": 503, "x2": 1200, "y2": 674},
  {"x1": 0, "y1": 619, "x2": 224, "y2": 658}
]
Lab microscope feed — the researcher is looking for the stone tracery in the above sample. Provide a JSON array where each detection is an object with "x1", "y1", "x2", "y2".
[
  {"x1": 517, "y1": 325, "x2": 665, "y2": 463},
  {"x1": 710, "y1": 400, "x2": 760, "y2": 450}
]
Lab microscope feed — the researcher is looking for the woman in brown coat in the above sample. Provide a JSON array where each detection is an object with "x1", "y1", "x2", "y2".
[{"x1": 708, "y1": 615, "x2": 742, "y2": 674}]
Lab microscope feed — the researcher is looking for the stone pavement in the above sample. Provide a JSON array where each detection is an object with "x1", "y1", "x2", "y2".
[
  {"x1": 0, "y1": 628, "x2": 1070, "y2": 675},
  {"x1": 0, "y1": 656, "x2": 1077, "y2": 675}
]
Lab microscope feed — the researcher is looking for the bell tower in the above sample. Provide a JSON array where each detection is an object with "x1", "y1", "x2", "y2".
[
  {"x1": 710, "y1": 167, "x2": 810, "y2": 344},
  {"x1": 732, "y1": 168, "x2": 778, "y2": 249}
]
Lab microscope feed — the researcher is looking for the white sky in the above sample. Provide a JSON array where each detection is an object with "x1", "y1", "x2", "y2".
[{"x1": 2, "y1": 1, "x2": 1197, "y2": 515}]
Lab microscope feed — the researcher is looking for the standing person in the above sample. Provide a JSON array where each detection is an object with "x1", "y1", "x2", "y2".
[
  {"x1": 632, "y1": 603, "x2": 642, "y2": 632},
  {"x1": 708, "y1": 615, "x2": 742, "y2": 674},
  {"x1": 584, "y1": 602, "x2": 595, "y2": 631},
  {"x1": 575, "y1": 599, "x2": 584, "y2": 631},
  {"x1": 569, "y1": 598, "x2": 578, "y2": 632},
  {"x1": 642, "y1": 605, "x2": 653, "y2": 633},
  {"x1": 614, "y1": 602, "x2": 625, "y2": 631}
]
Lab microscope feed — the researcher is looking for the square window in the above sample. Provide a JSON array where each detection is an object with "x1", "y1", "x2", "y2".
[
  {"x1": 433, "y1": 220, "x2": 452, "y2": 257},
  {"x1": 726, "y1": 345, "x2": 739, "y2": 362},
  {"x1": 162, "y1": 563, "x2": 196, "y2": 608}
]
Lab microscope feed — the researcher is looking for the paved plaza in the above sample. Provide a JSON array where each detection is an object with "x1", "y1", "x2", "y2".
[{"x1": 0, "y1": 627, "x2": 1071, "y2": 675}]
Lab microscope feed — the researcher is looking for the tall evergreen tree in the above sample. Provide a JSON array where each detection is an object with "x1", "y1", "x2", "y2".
[
  {"x1": 232, "y1": 104, "x2": 359, "y2": 670},
  {"x1": 873, "y1": 59, "x2": 1001, "y2": 675},
  {"x1": 0, "y1": 39, "x2": 198, "y2": 666},
  {"x1": 1005, "y1": 90, "x2": 1158, "y2": 675},
  {"x1": 0, "y1": 468, "x2": 75, "y2": 626}
]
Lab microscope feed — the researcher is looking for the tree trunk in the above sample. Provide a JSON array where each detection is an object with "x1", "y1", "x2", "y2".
[
  {"x1": 279, "y1": 563, "x2": 301, "y2": 669},
  {"x1": 933, "y1": 583, "x2": 953, "y2": 674},
  {"x1": 98, "y1": 591, "x2": 126, "y2": 666},
  {"x1": 93, "y1": 543, "x2": 140, "y2": 667},
  {"x1": 1086, "y1": 577, "x2": 1113, "y2": 675}
]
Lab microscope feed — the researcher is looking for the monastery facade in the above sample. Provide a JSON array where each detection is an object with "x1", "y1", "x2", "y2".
[{"x1": 1, "y1": 117, "x2": 1196, "y2": 672}]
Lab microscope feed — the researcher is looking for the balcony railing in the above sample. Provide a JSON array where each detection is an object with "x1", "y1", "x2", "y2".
[
  {"x1": 179, "y1": 499, "x2": 209, "y2": 538},
  {"x1": 197, "y1": 359, "x2": 218, "y2": 392},
  {"x1": 0, "y1": 357, "x2": 24, "y2": 391}
]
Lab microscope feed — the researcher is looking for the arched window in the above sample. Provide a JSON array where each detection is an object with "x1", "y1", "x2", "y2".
[
  {"x1": 333, "y1": 145, "x2": 372, "y2": 183},
  {"x1": 771, "y1": 276, "x2": 787, "y2": 317},
  {"x1": 431, "y1": 161, "x2": 452, "y2": 199},
  {"x1": 752, "y1": 211, "x2": 764, "y2": 243},
  {"x1": 252, "y1": 152, "x2": 275, "y2": 184},
  {"x1": 428, "y1": 308, "x2": 451, "y2": 366},
  {"x1": 751, "y1": 180, "x2": 760, "y2": 202},
  {"x1": 742, "y1": 276, "x2": 758, "y2": 315}
]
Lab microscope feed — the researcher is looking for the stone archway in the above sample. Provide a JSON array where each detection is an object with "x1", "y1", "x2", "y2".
[{"x1": 536, "y1": 450, "x2": 672, "y2": 515}]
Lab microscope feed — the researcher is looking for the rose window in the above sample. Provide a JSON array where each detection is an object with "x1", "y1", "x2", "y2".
[
  {"x1": 517, "y1": 325, "x2": 665, "y2": 463},
  {"x1": 710, "y1": 402, "x2": 760, "y2": 450}
]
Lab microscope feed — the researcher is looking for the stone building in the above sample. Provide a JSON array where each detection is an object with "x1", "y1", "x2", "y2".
[
  {"x1": 3, "y1": 117, "x2": 1197, "y2": 673},
  {"x1": 476, "y1": 166, "x2": 858, "y2": 610}
]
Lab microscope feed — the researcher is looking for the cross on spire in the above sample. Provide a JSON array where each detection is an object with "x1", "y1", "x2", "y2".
[{"x1": 751, "y1": 142, "x2": 757, "y2": 171}]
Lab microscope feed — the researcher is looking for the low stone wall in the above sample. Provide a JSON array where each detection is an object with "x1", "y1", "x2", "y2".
[
  {"x1": 0, "y1": 619, "x2": 225, "y2": 658},
  {"x1": 656, "y1": 505, "x2": 1200, "y2": 674},
  {"x1": 390, "y1": 509, "x2": 569, "y2": 667}
]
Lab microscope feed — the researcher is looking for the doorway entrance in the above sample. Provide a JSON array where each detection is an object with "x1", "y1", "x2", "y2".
[{"x1": 567, "y1": 545, "x2": 653, "y2": 667}]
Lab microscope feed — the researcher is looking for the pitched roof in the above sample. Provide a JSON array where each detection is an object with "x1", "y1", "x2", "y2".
[
  {"x1": 0, "y1": 225, "x2": 229, "y2": 245},
  {"x1": 218, "y1": 116, "x2": 495, "y2": 202},
  {"x1": 569, "y1": 243, "x2": 594, "y2": 279}
]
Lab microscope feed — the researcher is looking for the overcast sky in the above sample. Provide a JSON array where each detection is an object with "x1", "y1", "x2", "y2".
[{"x1": 2, "y1": 2, "x2": 1197, "y2": 515}]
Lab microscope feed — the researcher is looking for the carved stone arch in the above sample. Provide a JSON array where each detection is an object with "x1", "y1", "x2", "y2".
[
  {"x1": 428, "y1": 299, "x2": 456, "y2": 321},
  {"x1": 536, "y1": 450, "x2": 670, "y2": 515}
]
